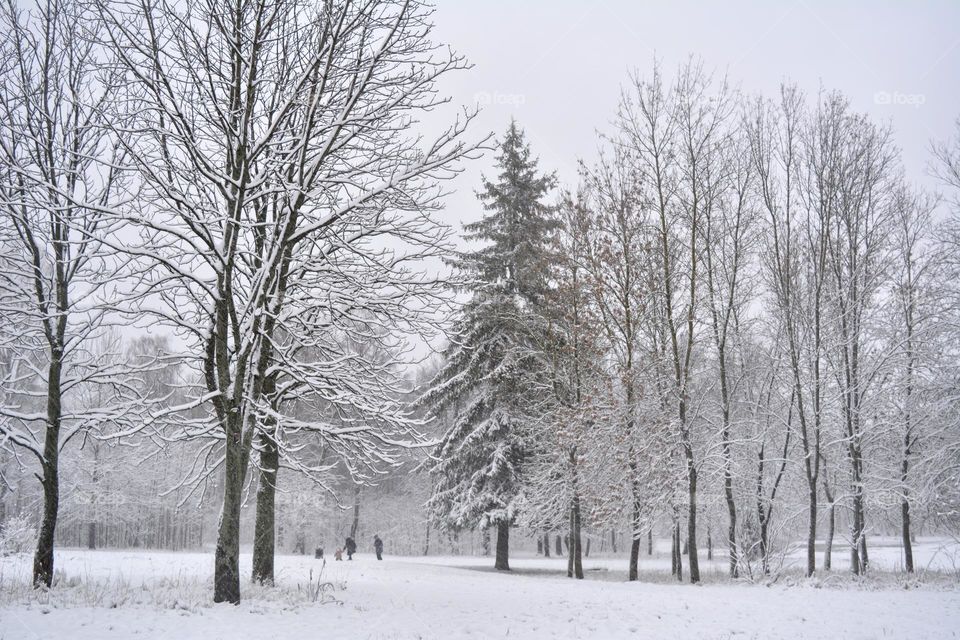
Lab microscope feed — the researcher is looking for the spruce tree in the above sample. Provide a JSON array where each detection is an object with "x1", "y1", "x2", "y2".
[{"x1": 422, "y1": 121, "x2": 557, "y2": 570}]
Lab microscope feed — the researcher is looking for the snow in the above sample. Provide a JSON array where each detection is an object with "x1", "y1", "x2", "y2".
[{"x1": 1, "y1": 540, "x2": 958, "y2": 639}]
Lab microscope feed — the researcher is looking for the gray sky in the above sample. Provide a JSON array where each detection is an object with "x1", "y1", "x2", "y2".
[{"x1": 428, "y1": 0, "x2": 960, "y2": 231}]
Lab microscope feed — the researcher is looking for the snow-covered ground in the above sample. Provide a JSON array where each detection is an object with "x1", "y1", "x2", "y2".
[{"x1": 1, "y1": 539, "x2": 958, "y2": 639}]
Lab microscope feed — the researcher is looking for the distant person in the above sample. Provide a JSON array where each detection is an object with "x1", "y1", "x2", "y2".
[
  {"x1": 334, "y1": 548, "x2": 343, "y2": 561},
  {"x1": 345, "y1": 536, "x2": 357, "y2": 560},
  {"x1": 314, "y1": 546, "x2": 324, "y2": 559},
  {"x1": 374, "y1": 534, "x2": 384, "y2": 561}
]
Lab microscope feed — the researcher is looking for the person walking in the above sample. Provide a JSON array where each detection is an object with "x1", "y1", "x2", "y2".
[
  {"x1": 374, "y1": 534, "x2": 384, "y2": 561},
  {"x1": 345, "y1": 536, "x2": 357, "y2": 560}
]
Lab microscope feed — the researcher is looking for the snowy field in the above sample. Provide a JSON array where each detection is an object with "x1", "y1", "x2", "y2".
[{"x1": 1, "y1": 539, "x2": 959, "y2": 640}]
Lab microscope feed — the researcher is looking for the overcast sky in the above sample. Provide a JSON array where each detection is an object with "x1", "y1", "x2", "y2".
[{"x1": 427, "y1": 0, "x2": 960, "y2": 232}]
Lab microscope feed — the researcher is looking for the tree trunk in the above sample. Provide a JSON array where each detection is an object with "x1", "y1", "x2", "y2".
[
  {"x1": 543, "y1": 532, "x2": 550, "y2": 558},
  {"x1": 611, "y1": 529, "x2": 618, "y2": 554},
  {"x1": 671, "y1": 522, "x2": 678, "y2": 575},
  {"x1": 849, "y1": 485, "x2": 867, "y2": 575},
  {"x1": 251, "y1": 427, "x2": 279, "y2": 584},
  {"x1": 481, "y1": 526, "x2": 490, "y2": 556},
  {"x1": 687, "y1": 462, "x2": 700, "y2": 583},
  {"x1": 572, "y1": 500, "x2": 583, "y2": 579},
  {"x1": 34, "y1": 464, "x2": 59, "y2": 589},
  {"x1": 724, "y1": 479, "x2": 737, "y2": 576},
  {"x1": 672, "y1": 520, "x2": 682, "y2": 581},
  {"x1": 423, "y1": 521, "x2": 431, "y2": 556},
  {"x1": 555, "y1": 535, "x2": 562, "y2": 556},
  {"x1": 628, "y1": 518, "x2": 641, "y2": 581},
  {"x1": 214, "y1": 413, "x2": 245, "y2": 604},
  {"x1": 87, "y1": 445, "x2": 100, "y2": 551},
  {"x1": 823, "y1": 475, "x2": 835, "y2": 572},
  {"x1": 805, "y1": 481, "x2": 817, "y2": 577},
  {"x1": 759, "y1": 512, "x2": 771, "y2": 574},
  {"x1": 824, "y1": 501, "x2": 835, "y2": 571},
  {"x1": 350, "y1": 485, "x2": 361, "y2": 539},
  {"x1": 901, "y1": 497, "x2": 913, "y2": 573},
  {"x1": 848, "y1": 465, "x2": 868, "y2": 575},
  {"x1": 33, "y1": 353, "x2": 63, "y2": 588},
  {"x1": 494, "y1": 521, "x2": 510, "y2": 570},
  {"x1": 857, "y1": 498, "x2": 869, "y2": 572},
  {"x1": 900, "y1": 428, "x2": 914, "y2": 573},
  {"x1": 647, "y1": 529, "x2": 652, "y2": 556}
]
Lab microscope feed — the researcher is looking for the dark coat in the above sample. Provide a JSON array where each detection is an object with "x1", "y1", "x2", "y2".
[{"x1": 345, "y1": 537, "x2": 357, "y2": 554}]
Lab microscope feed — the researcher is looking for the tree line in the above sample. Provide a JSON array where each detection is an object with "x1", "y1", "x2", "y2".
[{"x1": 423, "y1": 62, "x2": 960, "y2": 583}]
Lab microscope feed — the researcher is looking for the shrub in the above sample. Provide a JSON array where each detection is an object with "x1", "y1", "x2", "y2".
[{"x1": 0, "y1": 515, "x2": 36, "y2": 556}]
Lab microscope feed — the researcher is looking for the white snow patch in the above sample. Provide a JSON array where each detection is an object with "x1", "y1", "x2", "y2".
[{"x1": 0, "y1": 540, "x2": 957, "y2": 639}]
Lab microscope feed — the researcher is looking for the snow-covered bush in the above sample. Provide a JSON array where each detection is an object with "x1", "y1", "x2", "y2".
[{"x1": 0, "y1": 515, "x2": 36, "y2": 556}]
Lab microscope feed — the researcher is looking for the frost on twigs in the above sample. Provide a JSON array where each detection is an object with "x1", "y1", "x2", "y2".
[{"x1": 0, "y1": 515, "x2": 36, "y2": 556}]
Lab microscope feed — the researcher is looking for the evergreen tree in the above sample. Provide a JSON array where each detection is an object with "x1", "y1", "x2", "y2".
[{"x1": 421, "y1": 121, "x2": 558, "y2": 570}]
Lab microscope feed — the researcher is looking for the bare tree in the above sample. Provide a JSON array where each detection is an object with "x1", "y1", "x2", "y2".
[
  {"x1": 521, "y1": 188, "x2": 602, "y2": 581},
  {"x1": 95, "y1": 0, "x2": 477, "y2": 602},
  {"x1": 581, "y1": 149, "x2": 657, "y2": 581},
  {"x1": 748, "y1": 84, "x2": 826, "y2": 577},
  {"x1": 0, "y1": 0, "x2": 153, "y2": 587},
  {"x1": 701, "y1": 124, "x2": 757, "y2": 577},
  {"x1": 814, "y1": 93, "x2": 898, "y2": 574},
  {"x1": 617, "y1": 60, "x2": 733, "y2": 583}
]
